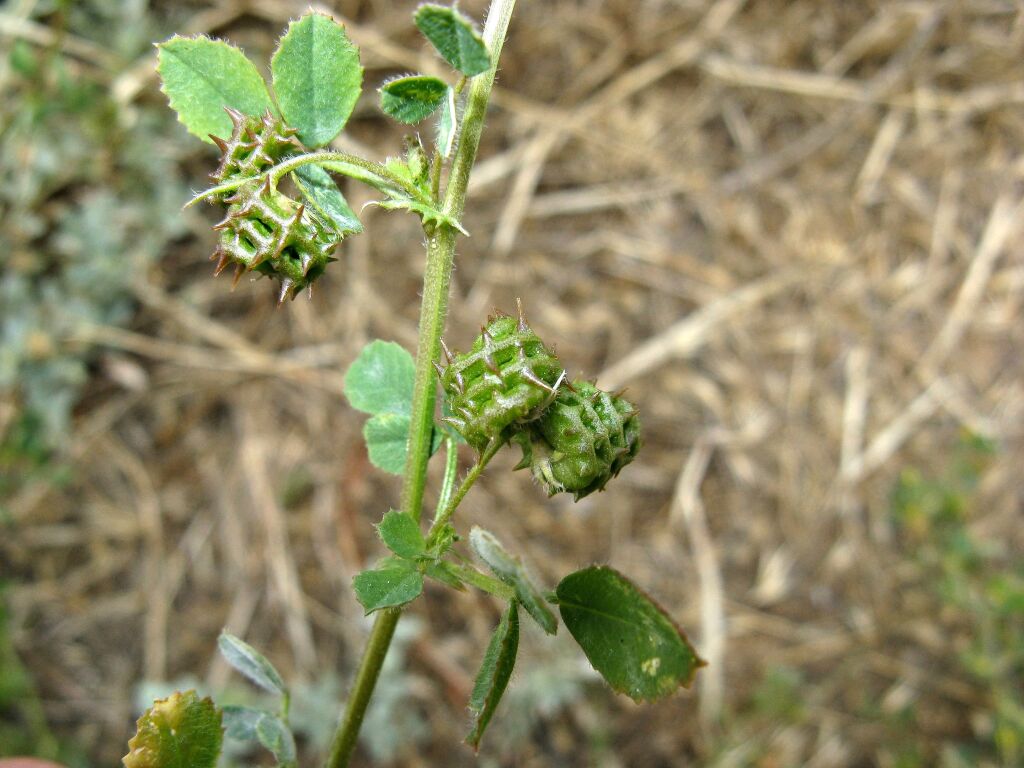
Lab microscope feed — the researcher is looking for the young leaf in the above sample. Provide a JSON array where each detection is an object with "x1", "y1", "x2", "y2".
[
  {"x1": 344, "y1": 340, "x2": 415, "y2": 416},
  {"x1": 556, "y1": 566, "x2": 705, "y2": 702},
  {"x1": 470, "y1": 527, "x2": 557, "y2": 635},
  {"x1": 353, "y1": 558, "x2": 424, "y2": 614},
  {"x1": 380, "y1": 75, "x2": 449, "y2": 124},
  {"x1": 466, "y1": 602, "x2": 519, "y2": 751},
  {"x1": 221, "y1": 705, "x2": 263, "y2": 742},
  {"x1": 124, "y1": 690, "x2": 222, "y2": 768},
  {"x1": 363, "y1": 412, "x2": 412, "y2": 475},
  {"x1": 436, "y1": 86, "x2": 457, "y2": 158},
  {"x1": 414, "y1": 4, "x2": 490, "y2": 77},
  {"x1": 271, "y1": 12, "x2": 363, "y2": 147},
  {"x1": 217, "y1": 631, "x2": 287, "y2": 696},
  {"x1": 377, "y1": 509, "x2": 426, "y2": 559},
  {"x1": 156, "y1": 36, "x2": 274, "y2": 143},
  {"x1": 292, "y1": 164, "x2": 363, "y2": 236},
  {"x1": 255, "y1": 713, "x2": 297, "y2": 765}
]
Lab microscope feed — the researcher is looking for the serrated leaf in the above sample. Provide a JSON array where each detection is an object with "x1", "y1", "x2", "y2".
[
  {"x1": 466, "y1": 602, "x2": 519, "y2": 751},
  {"x1": 124, "y1": 690, "x2": 222, "y2": 768},
  {"x1": 217, "y1": 631, "x2": 287, "y2": 696},
  {"x1": 255, "y1": 713, "x2": 297, "y2": 765},
  {"x1": 556, "y1": 566, "x2": 704, "y2": 702},
  {"x1": 470, "y1": 527, "x2": 557, "y2": 635},
  {"x1": 436, "y1": 86, "x2": 457, "y2": 157},
  {"x1": 353, "y1": 558, "x2": 424, "y2": 614},
  {"x1": 414, "y1": 4, "x2": 490, "y2": 77},
  {"x1": 156, "y1": 36, "x2": 274, "y2": 143},
  {"x1": 344, "y1": 340, "x2": 415, "y2": 416},
  {"x1": 380, "y1": 75, "x2": 449, "y2": 123},
  {"x1": 292, "y1": 164, "x2": 362, "y2": 236},
  {"x1": 363, "y1": 412, "x2": 412, "y2": 474},
  {"x1": 377, "y1": 509, "x2": 426, "y2": 559},
  {"x1": 271, "y1": 12, "x2": 363, "y2": 147}
]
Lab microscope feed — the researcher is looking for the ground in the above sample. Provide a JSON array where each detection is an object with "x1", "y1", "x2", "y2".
[{"x1": 1, "y1": 1, "x2": 1022, "y2": 766}]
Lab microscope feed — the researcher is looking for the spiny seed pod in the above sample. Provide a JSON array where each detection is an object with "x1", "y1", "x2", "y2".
[
  {"x1": 515, "y1": 380, "x2": 640, "y2": 500},
  {"x1": 211, "y1": 177, "x2": 339, "y2": 303},
  {"x1": 438, "y1": 303, "x2": 564, "y2": 451},
  {"x1": 210, "y1": 108, "x2": 301, "y2": 188}
]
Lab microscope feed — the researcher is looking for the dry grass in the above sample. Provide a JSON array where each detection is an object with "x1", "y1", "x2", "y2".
[{"x1": 4, "y1": 0, "x2": 1024, "y2": 765}]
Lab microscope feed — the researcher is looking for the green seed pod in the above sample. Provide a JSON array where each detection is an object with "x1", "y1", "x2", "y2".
[
  {"x1": 211, "y1": 177, "x2": 340, "y2": 303},
  {"x1": 439, "y1": 305, "x2": 564, "y2": 451},
  {"x1": 515, "y1": 380, "x2": 640, "y2": 500},
  {"x1": 210, "y1": 108, "x2": 301, "y2": 187}
]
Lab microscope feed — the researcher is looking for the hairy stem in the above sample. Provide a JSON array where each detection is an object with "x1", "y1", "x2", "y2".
[
  {"x1": 427, "y1": 437, "x2": 504, "y2": 545},
  {"x1": 324, "y1": 2, "x2": 517, "y2": 766}
]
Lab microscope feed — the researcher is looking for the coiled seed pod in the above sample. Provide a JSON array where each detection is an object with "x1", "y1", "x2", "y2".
[
  {"x1": 211, "y1": 177, "x2": 339, "y2": 303},
  {"x1": 210, "y1": 108, "x2": 301, "y2": 188},
  {"x1": 515, "y1": 380, "x2": 640, "y2": 500},
  {"x1": 439, "y1": 304, "x2": 564, "y2": 451}
]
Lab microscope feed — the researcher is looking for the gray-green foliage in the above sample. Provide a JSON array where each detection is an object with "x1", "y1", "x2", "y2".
[{"x1": 1, "y1": 6, "x2": 189, "y2": 496}]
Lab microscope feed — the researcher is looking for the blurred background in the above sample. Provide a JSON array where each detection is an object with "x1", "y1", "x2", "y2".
[{"x1": 2, "y1": 0, "x2": 1023, "y2": 766}]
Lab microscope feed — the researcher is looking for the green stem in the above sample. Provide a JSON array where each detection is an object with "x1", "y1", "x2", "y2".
[
  {"x1": 427, "y1": 437, "x2": 504, "y2": 545},
  {"x1": 442, "y1": 562, "x2": 516, "y2": 600},
  {"x1": 324, "y1": 2, "x2": 517, "y2": 766},
  {"x1": 436, "y1": 437, "x2": 459, "y2": 515}
]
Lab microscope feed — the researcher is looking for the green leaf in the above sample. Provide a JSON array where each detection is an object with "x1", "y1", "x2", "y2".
[
  {"x1": 353, "y1": 558, "x2": 424, "y2": 614},
  {"x1": 363, "y1": 412, "x2": 412, "y2": 474},
  {"x1": 380, "y1": 75, "x2": 449, "y2": 123},
  {"x1": 377, "y1": 509, "x2": 426, "y2": 559},
  {"x1": 466, "y1": 602, "x2": 519, "y2": 751},
  {"x1": 271, "y1": 12, "x2": 363, "y2": 147},
  {"x1": 414, "y1": 4, "x2": 491, "y2": 77},
  {"x1": 436, "y1": 86, "x2": 457, "y2": 157},
  {"x1": 124, "y1": 690, "x2": 223, "y2": 768},
  {"x1": 156, "y1": 36, "x2": 274, "y2": 144},
  {"x1": 470, "y1": 527, "x2": 557, "y2": 635},
  {"x1": 255, "y1": 713, "x2": 297, "y2": 765},
  {"x1": 373, "y1": 197, "x2": 468, "y2": 234},
  {"x1": 556, "y1": 566, "x2": 704, "y2": 702},
  {"x1": 344, "y1": 340, "x2": 415, "y2": 416},
  {"x1": 292, "y1": 164, "x2": 362, "y2": 236},
  {"x1": 217, "y1": 631, "x2": 287, "y2": 696}
]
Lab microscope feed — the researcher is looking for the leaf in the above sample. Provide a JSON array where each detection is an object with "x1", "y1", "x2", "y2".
[
  {"x1": 436, "y1": 86, "x2": 457, "y2": 158},
  {"x1": 292, "y1": 164, "x2": 362, "y2": 236},
  {"x1": 255, "y1": 713, "x2": 297, "y2": 765},
  {"x1": 217, "y1": 631, "x2": 287, "y2": 696},
  {"x1": 221, "y1": 705, "x2": 263, "y2": 742},
  {"x1": 466, "y1": 602, "x2": 519, "y2": 751},
  {"x1": 124, "y1": 690, "x2": 222, "y2": 768},
  {"x1": 470, "y1": 527, "x2": 557, "y2": 635},
  {"x1": 377, "y1": 509, "x2": 426, "y2": 559},
  {"x1": 380, "y1": 75, "x2": 449, "y2": 124},
  {"x1": 556, "y1": 566, "x2": 705, "y2": 702},
  {"x1": 271, "y1": 12, "x2": 363, "y2": 147},
  {"x1": 414, "y1": 4, "x2": 491, "y2": 77},
  {"x1": 344, "y1": 340, "x2": 415, "y2": 416},
  {"x1": 223, "y1": 707, "x2": 296, "y2": 766},
  {"x1": 363, "y1": 412, "x2": 412, "y2": 474},
  {"x1": 354, "y1": 559, "x2": 424, "y2": 614},
  {"x1": 156, "y1": 36, "x2": 274, "y2": 144}
]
